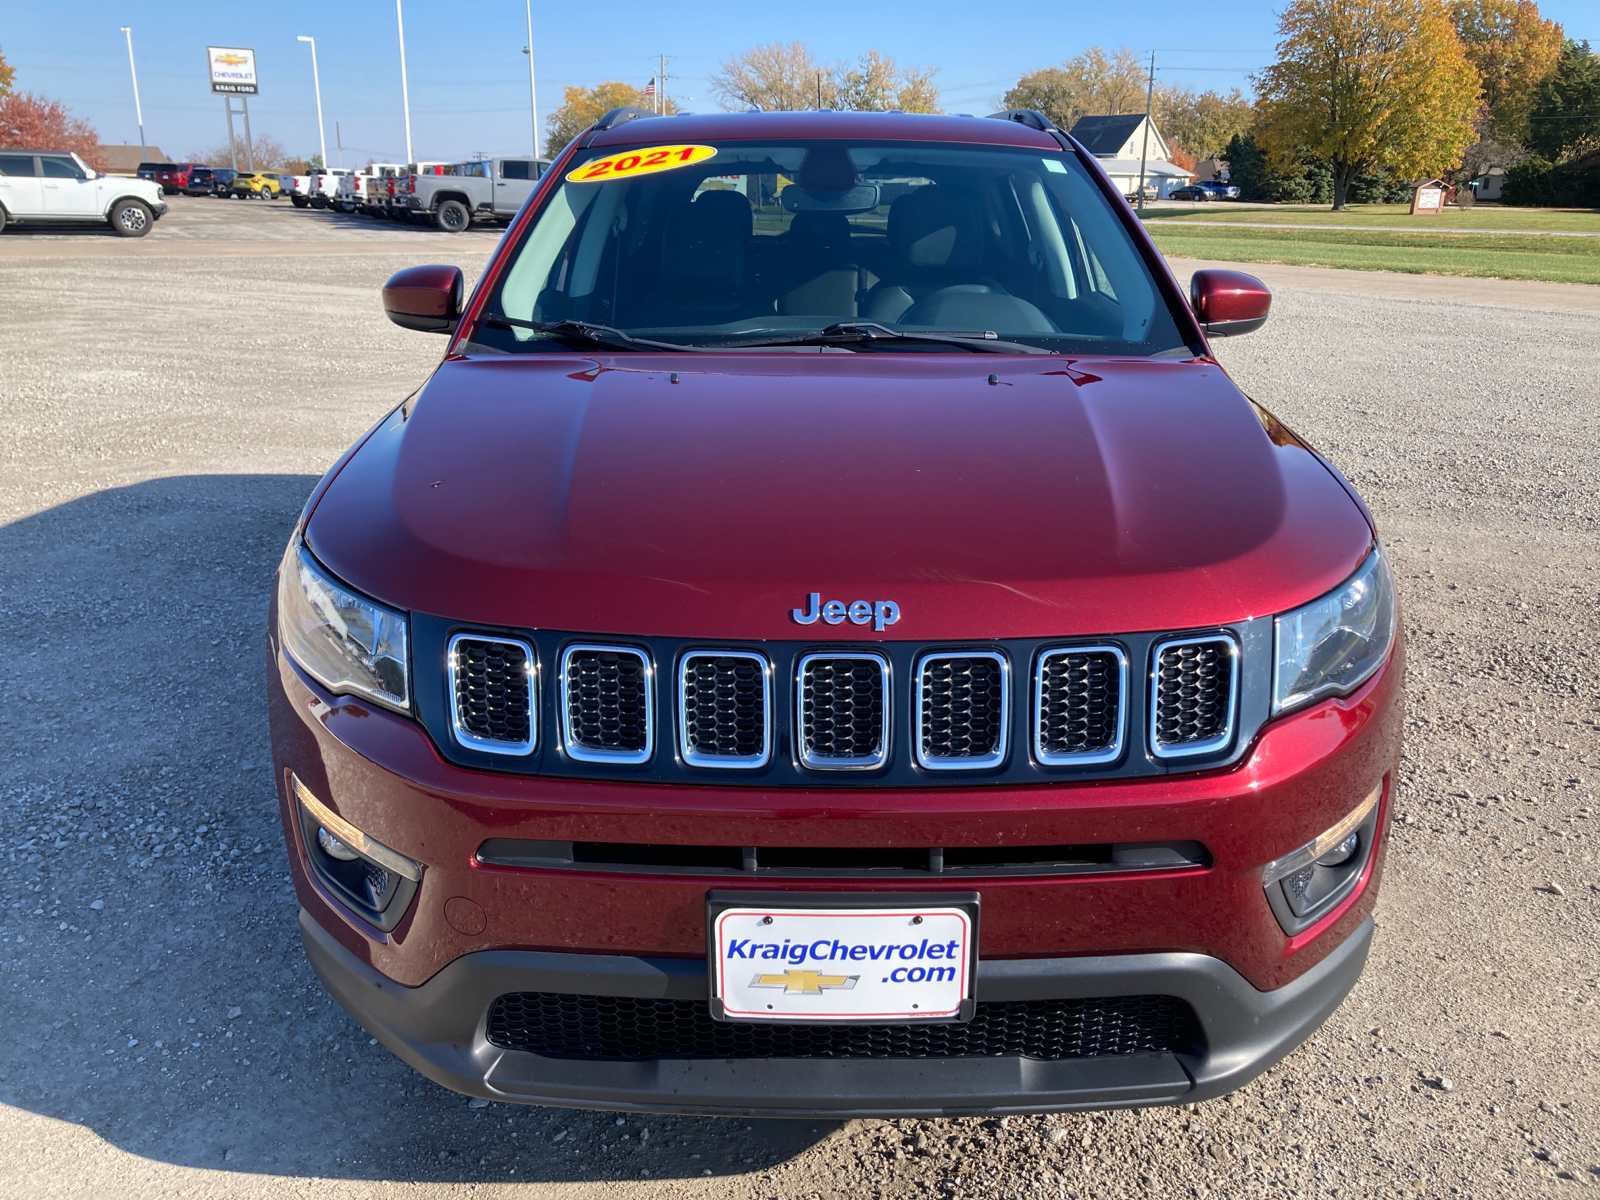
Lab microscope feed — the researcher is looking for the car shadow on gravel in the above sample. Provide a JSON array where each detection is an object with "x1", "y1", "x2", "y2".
[{"x1": 0, "y1": 476, "x2": 835, "y2": 1183}]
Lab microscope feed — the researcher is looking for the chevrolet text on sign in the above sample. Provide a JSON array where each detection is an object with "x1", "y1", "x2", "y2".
[{"x1": 713, "y1": 907, "x2": 972, "y2": 1021}]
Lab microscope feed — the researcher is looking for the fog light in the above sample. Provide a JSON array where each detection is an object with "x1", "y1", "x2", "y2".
[
  {"x1": 1262, "y1": 781, "x2": 1383, "y2": 933},
  {"x1": 292, "y1": 775, "x2": 422, "y2": 931},
  {"x1": 1262, "y1": 783, "x2": 1381, "y2": 888},
  {"x1": 317, "y1": 827, "x2": 361, "y2": 861}
]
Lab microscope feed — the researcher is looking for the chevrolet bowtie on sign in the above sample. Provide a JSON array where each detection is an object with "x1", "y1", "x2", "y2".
[
  {"x1": 206, "y1": 46, "x2": 259, "y2": 95},
  {"x1": 710, "y1": 899, "x2": 976, "y2": 1022}
]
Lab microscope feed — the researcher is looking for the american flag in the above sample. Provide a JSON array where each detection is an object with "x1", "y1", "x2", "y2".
[{"x1": 642, "y1": 77, "x2": 656, "y2": 97}]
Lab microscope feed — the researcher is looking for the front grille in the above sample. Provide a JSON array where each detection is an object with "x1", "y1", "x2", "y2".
[
  {"x1": 448, "y1": 635, "x2": 535, "y2": 754},
  {"x1": 916, "y1": 652, "x2": 1008, "y2": 769},
  {"x1": 486, "y1": 992, "x2": 1197, "y2": 1061},
  {"x1": 1151, "y1": 636, "x2": 1237, "y2": 756},
  {"x1": 796, "y1": 653, "x2": 889, "y2": 769},
  {"x1": 1035, "y1": 647, "x2": 1125, "y2": 765},
  {"x1": 561, "y1": 645, "x2": 652, "y2": 763},
  {"x1": 679, "y1": 652, "x2": 770, "y2": 768}
]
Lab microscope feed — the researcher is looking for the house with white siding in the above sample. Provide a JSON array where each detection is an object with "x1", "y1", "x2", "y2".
[{"x1": 1067, "y1": 115, "x2": 1192, "y2": 199}]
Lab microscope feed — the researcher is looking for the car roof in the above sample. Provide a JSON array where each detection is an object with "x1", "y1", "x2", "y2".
[{"x1": 587, "y1": 110, "x2": 1061, "y2": 150}]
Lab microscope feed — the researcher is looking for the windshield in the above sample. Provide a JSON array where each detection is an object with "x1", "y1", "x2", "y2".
[{"x1": 473, "y1": 138, "x2": 1189, "y2": 355}]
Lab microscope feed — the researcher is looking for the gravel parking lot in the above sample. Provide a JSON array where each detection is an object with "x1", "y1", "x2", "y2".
[{"x1": 0, "y1": 198, "x2": 1596, "y2": 1199}]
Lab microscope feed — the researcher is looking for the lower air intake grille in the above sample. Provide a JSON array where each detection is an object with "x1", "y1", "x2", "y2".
[
  {"x1": 486, "y1": 992, "x2": 1197, "y2": 1061},
  {"x1": 797, "y1": 654, "x2": 888, "y2": 769},
  {"x1": 562, "y1": 645, "x2": 652, "y2": 763},
  {"x1": 449, "y1": 635, "x2": 534, "y2": 754},
  {"x1": 1036, "y1": 647, "x2": 1123, "y2": 764},
  {"x1": 680, "y1": 653, "x2": 769, "y2": 767},
  {"x1": 918, "y1": 653, "x2": 1007, "y2": 768},
  {"x1": 1152, "y1": 636, "x2": 1236, "y2": 755}
]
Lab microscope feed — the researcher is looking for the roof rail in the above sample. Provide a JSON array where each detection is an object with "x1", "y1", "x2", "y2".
[
  {"x1": 986, "y1": 109, "x2": 1060, "y2": 133},
  {"x1": 592, "y1": 106, "x2": 658, "y2": 131}
]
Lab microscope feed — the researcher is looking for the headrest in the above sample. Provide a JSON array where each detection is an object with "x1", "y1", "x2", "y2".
[
  {"x1": 787, "y1": 211, "x2": 852, "y2": 249},
  {"x1": 888, "y1": 187, "x2": 982, "y2": 269},
  {"x1": 797, "y1": 146, "x2": 857, "y2": 193},
  {"x1": 661, "y1": 189, "x2": 752, "y2": 295}
]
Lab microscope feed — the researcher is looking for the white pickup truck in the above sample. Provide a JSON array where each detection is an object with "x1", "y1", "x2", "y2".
[
  {"x1": 336, "y1": 165, "x2": 407, "y2": 215},
  {"x1": 287, "y1": 167, "x2": 352, "y2": 208},
  {"x1": 0, "y1": 149, "x2": 167, "y2": 237},
  {"x1": 401, "y1": 157, "x2": 550, "y2": 231}
]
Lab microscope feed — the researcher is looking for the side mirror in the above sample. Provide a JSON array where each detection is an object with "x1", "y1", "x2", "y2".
[
  {"x1": 1190, "y1": 269, "x2": 1271, "y2": 338},
  {"x1": 382, "y1": 264, "x2": 464, "y2": 334}
]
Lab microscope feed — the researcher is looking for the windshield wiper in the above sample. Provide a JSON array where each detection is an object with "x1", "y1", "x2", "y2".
[
  {"x1": 481, "y1": 313, "x2": 706, "y2": 353},
  {"x1": 720, "y1": 322, "x2": 1053, "y2": 355}
]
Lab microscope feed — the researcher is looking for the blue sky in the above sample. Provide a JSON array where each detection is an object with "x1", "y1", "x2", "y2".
[{"x1": 7, "y1": 0, "x2": 1597, "y2": 164}]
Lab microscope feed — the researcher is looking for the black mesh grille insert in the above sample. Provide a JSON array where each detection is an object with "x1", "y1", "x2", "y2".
[
  {"x1": 1154, "y1": 639, "x2": 1234, "y2": 748},
  {"x1": 800, "y1": 656, "x2": 886, "y2": 764},
  {"x1": 681, "y1": 654, "x2": 766, "y2": 761},
  {"x1": 486, "y1": 992, "x2": 1197, "y2": 1061},
  {"x1": 452, "y1": 638, "x2": 533, "y2": 748},
  {"x1": 1037, "y1": 649, "x2": 1122, "y2": 760},
  {"x1": 920, "y1": 655, "x2": 1005, "y2": 761},
  {"x1": 564, "y1": 648, "x2": 650, "y2": 755}
]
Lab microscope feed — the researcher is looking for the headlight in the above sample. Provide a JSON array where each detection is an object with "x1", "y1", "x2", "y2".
[
  {"x1": 277, "y1": 542, "x2": 410, "y2": 713},
  {"x1": 1272, "y1": 545, "x2": 1395, "y2": 716}
]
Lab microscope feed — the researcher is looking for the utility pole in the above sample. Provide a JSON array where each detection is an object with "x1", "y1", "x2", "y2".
[
  {"x1": 523, "y1": 0, "x2": 539, "y2": 156},
  {"x1": 119, "y1": 27, "x2": 147, "y2": 161},
  {"x1": 660, "y1": 53, "x2": 668, "y2": 113},
  {"x1": 816, "y1": 71, "x2": 822, "y2": 109},
  {"x1": 1136, "y1": 50, "x2": 1155, "y2": 213},
  {"x1": 297, "y1": 36, "x2": 327, "y2": 171},
  {"x1": 396, "y1": 0, "x2": 414, "y2": 165},
  {"x1": 336, "y1": 121, "x2": 344, "y2": 168}
]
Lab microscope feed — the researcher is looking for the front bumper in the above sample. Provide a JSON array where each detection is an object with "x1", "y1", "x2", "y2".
[{"x1": 303, "y1": 906, "x2": 1373, "y2": 1117}]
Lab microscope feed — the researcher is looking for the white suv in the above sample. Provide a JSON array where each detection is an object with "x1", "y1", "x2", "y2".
[{"x1": 0, "y1": 149, "x2": 169, "y2": 237}]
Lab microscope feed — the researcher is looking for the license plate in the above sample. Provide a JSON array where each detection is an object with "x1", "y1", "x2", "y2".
[{"x1": 707, "y1": 892, "x2": 978, "y2": 1023}]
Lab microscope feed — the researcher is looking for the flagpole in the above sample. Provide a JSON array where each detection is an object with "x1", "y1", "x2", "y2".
[
  {"x1": 396, "y1": 0, "x2": 414, "y2": 165},
  {"x1": 523, "y1": 0, "x2": 538, "y2": 157}
]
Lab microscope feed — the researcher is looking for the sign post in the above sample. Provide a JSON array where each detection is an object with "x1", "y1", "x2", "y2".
[{"x1": 207, "y1": 47, "x2": 259, "y2": 172}]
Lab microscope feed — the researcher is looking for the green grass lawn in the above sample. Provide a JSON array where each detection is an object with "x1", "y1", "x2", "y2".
[
  {"x1": 1146, "y1": 223, "x2": 1600, "y2": 286},
  {"x1": 1140, "y1": 203, "x2": 1600, "y2": 234}
]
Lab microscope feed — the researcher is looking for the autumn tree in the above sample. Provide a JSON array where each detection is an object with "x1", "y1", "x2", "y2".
[
  {"x1": 0, "y1": 92, "x2": 106, "y2": 171},
  {"x1": 1155, "y1": 87, "x2": 1256, "y2": 161},
  {"x1": 1254, "y1": 0, "x2": 1480, "y2": 209},
  {"x1": 1451, "y1": 0, "x2": 1563, "y2": 143},
  {"x1": 545, "y1": 82, "x2": 677, "y2": 158},
  {"x1": 0, "y1": 45, "x2": 15, "y2": 96},
  {"x1": 710, "y1": 43, "x2": 939, "y2": 113},
  {"x1": 1002, "y1": 47, "x2": 1148, "y2": 130}
]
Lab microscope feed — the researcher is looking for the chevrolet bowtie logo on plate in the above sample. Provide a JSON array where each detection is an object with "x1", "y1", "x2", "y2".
[
  {"x1": 215, "y1": 54, "x2": 249, "y2": 65},
  {"x1": 750, "y1": 969, "x2": 859, "y2": 995}
]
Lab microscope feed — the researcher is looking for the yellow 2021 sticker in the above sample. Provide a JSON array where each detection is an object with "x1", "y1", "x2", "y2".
[{"x1": 567, "y1": 144, "x2": 717, "y2": 183}]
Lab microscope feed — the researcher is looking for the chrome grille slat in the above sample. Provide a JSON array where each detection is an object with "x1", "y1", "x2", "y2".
[
  {"x1": 1150, "y1": 635, "x2": 1238, "y2": 757},
  {"x1": 448, "y1": 634, "x2": 536, "y2": 755},
  {"x1": 560, "y1": 644, "x2": 653, "y2": 764},
  {"x1": 1034, "y1": 646, "x2": 1126, "y2": 766},
  {"x1": 796, "y1": 653, "x2": 889, "y2": 770},
  {"x1": 679, "y1": 652, "x2": 771, "y2": 768},
  {"x1": 916, "y1": 651, "x2": 1009, "y2": 770}
]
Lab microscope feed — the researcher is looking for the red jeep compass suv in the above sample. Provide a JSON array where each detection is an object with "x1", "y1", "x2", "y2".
[{"x1": 269, "y1": 109, "x2": 1402, "y2": 1117}]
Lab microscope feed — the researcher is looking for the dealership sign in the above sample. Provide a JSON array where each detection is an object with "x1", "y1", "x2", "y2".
[{"x1": 206, "y1": 47, "x2": 258, "y2": 95}]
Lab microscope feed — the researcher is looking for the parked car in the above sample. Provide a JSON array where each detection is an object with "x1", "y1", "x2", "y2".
[
  {"x1": 308, "y1": 168, "x2": 355, "y2": 208},
  {"x1": 271, "y1": 109, "x2": 1402, "y2": 1118},
  {"x1": 233, "y1": 170, "x2": 284, "y2": 199},
  {"x1": 1169, "y1": 184, "x2": 1214, "y2": 201},
  {"x1": 136, "y1": 161, "x2": 169, "y2": 184},
  {"x1": 402, "y1": 157, "x2": 550, "y2": 231},
  {"x1": 1199, "y1": 180, "x2": 1241, "y2": 199},
  {"x1": 0, "y1": 148, "x2": 167, "y2": 236},
  {"x1": 151, "y1": 162, "x2": 202, "y2": 194},
  {"x1": 336, "y1": 165, "x2": 407, "y2": 215},
  {"x1": 183, "y1": 167, "x2": 237, "y2": 197}
]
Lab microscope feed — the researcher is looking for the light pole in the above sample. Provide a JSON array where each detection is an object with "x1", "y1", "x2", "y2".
[
  {"x1": 296, "y1": 36, "x2": 327, "y2": 171},
  {"x1": 395, "y1": 0, "x2": 414, "y2": 165},
  {"x1": 522, "y1": 0, "x2": 538, "y2": 158},
  {"x1": 119, "y1": 27, "x2": 146, "y2": 161}
]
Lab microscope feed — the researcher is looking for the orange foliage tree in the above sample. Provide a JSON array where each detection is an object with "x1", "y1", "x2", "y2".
[{"x1": 0, "y1": 92, "x2": 107, "y2": 171}]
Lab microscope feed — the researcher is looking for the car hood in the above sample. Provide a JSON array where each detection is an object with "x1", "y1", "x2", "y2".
[{"x1": 306, "y1": 353, "x2": 1372, "y2": 640}]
